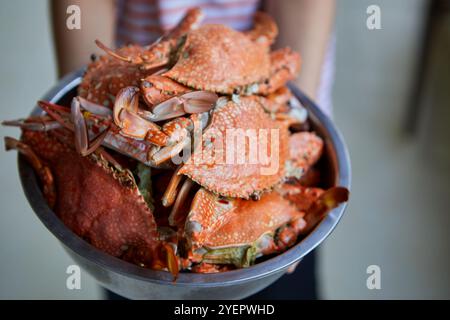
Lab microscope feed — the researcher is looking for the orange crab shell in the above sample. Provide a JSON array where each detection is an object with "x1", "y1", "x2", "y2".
[
  {"x1": 185, "y1": 188, "x2": 301, "y2": 249},
  {"x1": 178, "y1": 96, "x2": 289, "y2": 199},
  {"x1": 278, "y1": 182, "x2": 325, "y2": 212},
  {"x1": 21, "y1": 129, "x2": 162, "y2": 264},
  {"x1": 79, "y1": 45, "x2": 153, "y2": 108},
  {"x1": 164, "y1": 24, "x2": 271, "y2": 94}
]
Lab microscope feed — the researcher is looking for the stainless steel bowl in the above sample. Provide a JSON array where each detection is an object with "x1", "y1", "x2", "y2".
[{"x1": 18, "y1": 70, "x2": 351, "y2": 299}]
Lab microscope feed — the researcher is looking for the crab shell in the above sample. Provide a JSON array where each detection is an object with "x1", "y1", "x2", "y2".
[
  {"x1": 164, "y1": 24, "x2": 271, "y2": 94},
  {"x1": 185, "y1": 188, "x2": 301, "y2": 251},
  {"x1": 287, "y1": 131, "x2": 324, "y2": 178},
  {"x1": 184, "y1": 183, "x2": 349, "y2": 268},
  {"x1": 20, "y1": 129, "x2": 173, "y2": 268},
  {"x1": 278, "y1": 183, "x2": 325, "y2": 212},
  {"x1": 79, "y1": 45, "x2": 154, "y2": 108},
  {"x1": 178, "y1": 96, "x2": 289, "y2": 199}
]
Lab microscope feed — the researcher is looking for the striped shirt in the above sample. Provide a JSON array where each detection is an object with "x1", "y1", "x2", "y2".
[
  {"x1": 116, "y1": 0, "x2": 334, "y2": 116},
  {"x1": 116, "y1": 0, "x2": 261, "y2": 45}
]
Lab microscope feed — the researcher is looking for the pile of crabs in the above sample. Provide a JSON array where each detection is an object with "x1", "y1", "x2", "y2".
[{"x1": 3, "y1": 8, "x2": 348, "y2": 277}]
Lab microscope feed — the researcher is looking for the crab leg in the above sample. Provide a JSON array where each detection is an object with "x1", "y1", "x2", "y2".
[
  {"x1": 162, "y1": 167, "x2": 184, "y2": 207},
  {"x1": 151, "y1": 136, "x2": 191, "y2": 166},
  {"x1": 38, "y1": 99, "x2": 192, "y2": 167},
  {"x1": 8, "y1": 101, "x2": 164, "y2": 168},
  {"x1": 71, "y1": 97, "x2": 110, "y2": 156},
  {"x1": 2, "y1": 118, "x2": 62, "y2": 131},
  {"x1": 38, "y1": 100, "x2": 110, "y2": 157},
  {"x1": 168, "y1": 178, "x2": 195, "y2": 227},
  {"x1": 95, "y1": 39, "x2": 170, "y2": 71},
  {"x1": 4, "y1": 137, "x2": 56, "y2": 208},
  {"x1": 96, "y1": 8, "x2": 204, "y2": 72},
  {"x1": 77, "y1": 96, "x2": 112, "y2": 116}
]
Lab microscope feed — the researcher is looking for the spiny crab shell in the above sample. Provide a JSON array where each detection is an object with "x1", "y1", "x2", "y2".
[
  {"x1": 183, "y1": 183, "x2": 349, "y2": 270},
  {"x1": 164, "y1": 24, "x2": 271, "y2": 94},
  {"x1": 185, "y1": 188, "x2": 300, "y2": 250},
  {"x1": 16, "y1": 128, "x2": 177, "y2": 273},
  {"x1": 287, "y1": 131, "x2": 324, "y2": 178},
  {"x1": 178, "y1": 96, "x2": 289, "y2": 199}
]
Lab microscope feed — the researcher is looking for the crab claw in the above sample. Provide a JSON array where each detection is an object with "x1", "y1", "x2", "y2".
[
  {"x1": 95, "y1": 40, "x2": 134, "y2": 63},
  {"x1": 113, "y1": 86, "x2": 139, "y2": 125},
  {"x1": 37, "y1": 100, "x2": 74, "y2": 131},
  {"x1": 164, "y1": 7, "x2": 204, "y2": 40},
  {"x1": 96, "y1": 8, "x2": 203, "y2": 72},
  {"x1": 181, "y1": 91, "x2": 219, "y2": 113},
  {"x1": 4, "y1": 137, "x2": 56, "y2": 208},
  {"x1": 141, "y1": 75, "x2": 191, "y2": 107},
  {"x1": 149, "y1": 91, "x2": 217, "y2": 122},
  {"x1": 77, "y1": 96, "x2": 112, "y2": 116},
  {"x1": 114, "y1": 87, "x2": 169, "y2": 146},
  {"x1": 245, "y1": 11, "x2": 278, "y2": 46}
]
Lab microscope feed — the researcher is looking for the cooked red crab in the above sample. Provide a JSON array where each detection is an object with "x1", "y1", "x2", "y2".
[
  {"x1": 78, "y1": 45, "x2": 152, "y2": 108},
  {"x1": 161, "y1": 96, "x2": 324, "y2": 217},
  {"x1": 177, "y1": 96, "x2": 290, "y2": 199},
  {"x1": 181, "y1": 185, "x2": 348, "y2": 271},
  {"x1": 79, "y1": 7, "x2": 205, "y2": 108},
  {"x1": 4, "y1": 126, "x2": 179, "y2": 277}
]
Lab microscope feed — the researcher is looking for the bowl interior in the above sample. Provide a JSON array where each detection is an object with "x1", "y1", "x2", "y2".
[{"x1": 18, "y1": 70, "x2": 351, "y2": 286}]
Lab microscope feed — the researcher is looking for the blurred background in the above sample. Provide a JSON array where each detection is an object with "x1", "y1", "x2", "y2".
[{"x1": 0, "y1": 0, "x2": 449, "y2": 299}]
